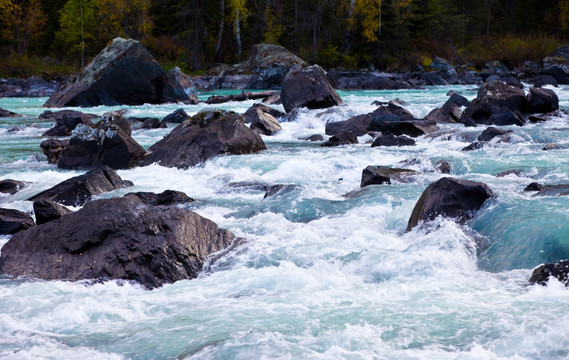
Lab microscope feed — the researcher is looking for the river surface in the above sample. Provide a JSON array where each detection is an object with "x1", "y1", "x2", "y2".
[{"x1": 1, "y1": 86, "x2": 569, "y2": 359}]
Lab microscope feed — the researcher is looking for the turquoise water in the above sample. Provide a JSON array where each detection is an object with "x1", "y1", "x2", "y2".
[{"x1": 1, "y1": 86, "x2": 569, "y2": 359}]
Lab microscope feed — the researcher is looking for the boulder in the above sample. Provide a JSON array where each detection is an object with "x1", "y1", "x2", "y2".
[
  {"x1": 28, "y1": 166, "x2": 133, "y2": 207},
  {"x1": 33, "y1": 199, "x2": 72, "y2": 225},
  {"x1": 360, "y1": 166, "x2": 418, "y2": 187},
  {"x1": 434, "y1": 160, "x2": 451, "y2": 174},
  {"x1": 422, "y1": 72, "x2": 447, "y2": 85},
  {"x1": 460, "y1": 80, "x2": 527, "y2": 126},
  {"x1": 0, "y1": 179, "x2": 25, "y2": 195},
  {"x1": 124, "y1": 190, "x2": 195, "y2": 206},
  {"x1": 0, "y1": 208, "x2": 35, "y2": 235},
  {"x1": 425, "y1": 93, "x2": 470, "y2": 124},
  {"x1": 243, "y1": 104, "x2": 284, "y2": 123},
  {"x1": 57, "y1": 110, "x2": 146, "y2": 170},
  {"x1": 461, "y1": 141, "x2": 486, "y2": 151},
  {"x1": 525, "y1": 87, "x2": 559, "y2": 114},
  {"x1": 263, "y1": 92, "x2": 282, "y2": 105},
  {"x1": 40, "y1": 138, "x2": 69, "y2": 165},
  {"x1": 321, "y1": 132, "x2": 358, "y2": 147},
  {"x1": 325, "y1": 114, "x2": 371, "y2": 137},
  {"x1": 542, "y1": 57, "x2": 569, "y2": 84},
  {"x1": 524, "y1": 182, "x2": 543, "y2": 192},
  {"x1": 141, "y1": 109, "x2": 266, "y2": 169},
  {"x1": 368, "y1": 103, "x2": 438, "y2": 137},
  {"x1": 477, "y1": 127, "x2": 512, "y2": 141},
  {"x1": 533, "y1": 184, "x2": 569, "y2": 196},
  {"x1": 205, "y1": 90, "x2": 277, "y2": 104},
  {"x1": 0, "y1": 196, "x2": 237, "y2": 289},
  {"x1": 238, "y1": 43, "x2": 308, "y2": 89},
  {"x1": 44, "y1": 38, "x2": 190, "y2": 107},
  {"x1": 40, "y1": 110, "x2": 96, "y2": 137},
  {"x1": 0, "y1": 108, "x2": 19, "y2": 117},
  {"x1": 526, "y1": 75, "x2": 558, "y2": 88},
  {"x1": 529, "y1": 261, "x2": 569, "y2": 286},
  {"x1": 406, "y1": 177, "x2": 493, "y2": 231},
  {"x1": 371, "y1": 133, "x2": 416, "y2": 147},
  {"x1": 331, "y1": 71, "x2": 414, "y2": 90},
  {"x1": 140, "y1": 117, "x2": 167, "y2": 129},
  {"x1": 249, "y1": 109, "x2": 282, "y2": 136},
  {"x1": 543, "y1": 143, "x2": 560, "y2": 151},
  {"x1": 167, "y1": 67, "x2": 198, "y2": 104},
  {"x1": 162, "y1": 109, "x2": 189, "y2": 123},
  {"x1": 299, "y1": 134, "x2": 325, "y2": 141},
  {"x1": 281, "y1": 65, "x2": 343, "y2": 113}
]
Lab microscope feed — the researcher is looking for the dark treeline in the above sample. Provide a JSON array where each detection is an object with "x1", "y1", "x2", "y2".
[{"x1": 0, "y1": 0, "x2": 567, "y2": 77}]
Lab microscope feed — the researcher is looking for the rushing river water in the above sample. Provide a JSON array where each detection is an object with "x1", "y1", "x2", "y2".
[{"x1": 1, "y1": 86, "x2": 569, "y2": 359}]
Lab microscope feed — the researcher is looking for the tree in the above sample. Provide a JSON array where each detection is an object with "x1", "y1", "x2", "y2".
[
  {"x1": 228, "y1": 0, "x2": 248, "y2": 57},
  {"x1": 55, "y1": 0, "x2": 96, "y2": 61},
  {"x1": 0, "y1": 0, "x2": 47, "y2": 55}
]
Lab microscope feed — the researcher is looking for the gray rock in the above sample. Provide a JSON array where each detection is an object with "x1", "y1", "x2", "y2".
[
  {"x1": 0, "y1": 179, "x2": 26, "y2": 195},
  {"x1": 33, "y1": 199, "x2": 72, "y2": 225},
  {"x1": 529, "y1": 260, "x2": 569, "y2": 286},
  {"x1": 0, "y1": 208, "x2": 35, "y2": 235},
  {"x1": 360, "y1": 166, "x2": 418, "y2": 187}
]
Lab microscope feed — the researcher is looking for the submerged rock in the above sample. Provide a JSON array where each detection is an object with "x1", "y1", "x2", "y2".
[
  {"x1": 0, "y1": 196, "x2": 238, "y2": 289},
  {"x1": 44, "y1": 38, "x2": 190, "y2": 107},
  {"x1": 0, "y1": 179, "x2": 26, "y2": 195},
  {"x1": 141, "y1": 109, "x2": 266, "y2": 168},
  {"x1": 360, "y1": 166, "x2": 418, "y2": 187},
  {"x1": 124, "y1": 190, "x2": 195, "y2": 206},
  {"x1": 368, "y1": 103, "x2": 438, "y2": 137},
  {"x1": 529, "y1": 261, "x2": 569, "y2": 286},
  {"x1": 57, "y1": 110, "x2": 146, "y2": 170},
  {"x1": 406, "y1": 177, "x2": 493, "y2": 231},
  {"x1": 371, "y1": 133, "x2": 416, "y2": 147},
  {"x1": 321, "y1": 132, "x2": 358, "y2": 147},
  {"x1": 281, "y1": 65, "x2": 342, "y2": 113},
  {"x1": 28, "y1": 166, "x2": 133, "y2": 207},
  {"x1": 162, "y1": 109, "x2": 189, "y2": 123},
  {"x1": 0, "y1": 208, "x2": 35, "y2": 235}
]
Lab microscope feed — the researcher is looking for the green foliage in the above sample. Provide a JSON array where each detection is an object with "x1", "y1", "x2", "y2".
[
  {"x1": 463, "y1": 35, "x2": 562, "y2": 68},
  {"x1": 0, "y1": 51, "x2": 75, "y2": 78}
]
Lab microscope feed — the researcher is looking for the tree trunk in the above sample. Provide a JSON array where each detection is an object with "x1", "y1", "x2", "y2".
[
  {"x1": 215, "y1": 0, "x2": 225, "y2": 56},
  {"x1": 235, "y1": 8, "x2": 242, "y2": 57},
  {"x1": 486, "y1": 0, "x2": 492, "y2": 44}
]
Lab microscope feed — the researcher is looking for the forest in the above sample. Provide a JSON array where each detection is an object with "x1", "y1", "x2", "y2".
[{"x1": 0, "y1": 0, "x2": 567, "y2": 77}]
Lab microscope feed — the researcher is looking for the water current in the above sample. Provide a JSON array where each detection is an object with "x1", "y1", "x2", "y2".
[{"x1": 1, "y1": 86, "x2": 569, "y2": 359}]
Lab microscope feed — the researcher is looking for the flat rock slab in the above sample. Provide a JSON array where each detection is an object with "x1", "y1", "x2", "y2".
[{"x1": 0, "y1": 196, "x2": 237, "y2": 289}]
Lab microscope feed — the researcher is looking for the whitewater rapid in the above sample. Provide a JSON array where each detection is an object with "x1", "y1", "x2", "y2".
[{"x1": 1, "y1": 85, "x2": 569, "y2": 359}]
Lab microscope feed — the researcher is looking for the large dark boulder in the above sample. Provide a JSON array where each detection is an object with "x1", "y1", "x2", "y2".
[
  {"x1": 40, "y1": 138, "x2": 69, "y2": 165},
  {"x1": 460, "y1": 80, "x2": 527, "y2": 126},
  {"x1": 0, "y1": 179, "x2": 25, "y2": 195},
  {"x1": 141, "y1": 109, "x2": 266, "y2": 169},
  {"x1": 57, "y1": 110, "x2": 146, "y2": 170},
  {"x1": 406, "y1": 177, "x2": 493, "y2": 231},
  {"x1": 167, "y1": 67, "x2": 198, "y2": 104},
  {"x1": 0, "y1": 208, "x2": 35, "y2": 235},
  {"x1": 542, "y1": 56, "x2": 569, "y2": 84},
  {"x1": 28, "y1": 166, "x2": 133, "y2": 207},
  {"x1": 425, "y1": 93, "x2": 469, "y2": 124},
  {"x1": 0, "y1": 108, "x2": 19, "y2": 117},
  {"x1": 361, "y1": 166, "x2": 418, "y2": 187},
  {"x1": 40, "y1": 110, "x2": 97, "y2": 137},
  {"x1": 525, "y1": 87, "x2": 559, "y2": 114},
  {"x1": 33, "y1": 199, "x2": 72, "y2": 225},
  {"x1": 44, "y1": 38, "x2": 190, "y2": 107},
  {"x1": 529, "y1": 261, "x2": 569, "y2": 286},
  {"x1": 281, "y1": 65, "x2": 343, "y2": 113},
  {"x1": 368, "y1": 103, "x2": 438, "y2": 137},
  {"x1": 0, "y1": 196, "x2": 238, "y2": 289},
  {"x1": 325, "y1": 114, "x2": 371, "y2": 137},
  {"x1": 140, "y1": 117, "x2": 167, "y2": 129}
]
